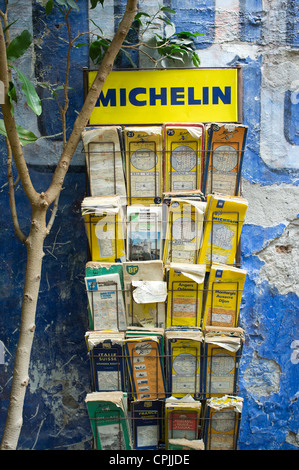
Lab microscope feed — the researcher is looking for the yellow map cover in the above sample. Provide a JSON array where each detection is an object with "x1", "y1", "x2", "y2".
[
  {"x1": 198, "y1": 194, "x2": 248, "y2": 270},
  {"x1": 124, "y1": 126, "x2": 163, "y2": 205},
  {"x1": 163, "y1": 124, "x2": 204, "y2": 193},
  {"x1": 81, "y1": 196, "x2": 126, "y2": 262},
  {"x1": 203, "y1": 326, "x2": 245, "y2": 398},
  {"x1": 165, "y1": 396, "x2": 202, "y2": 448},
  {"x1": 166, "y1": 330, "x2": 203, "y2": 398},
  {"x1": 203, "y1": 123, "x2": 248, "y2": 196},
  {"x1": 166, "y1": 264, "x2": 206, "y2": 328},
  {"x1": 204, "y1": 395, "x2": 243, "y2": 450},
  {"x1": 202, "y1": 263, "x2": 247, "y2": 329},
  {"x1": 163, "y1": 199, "x2": 205, "y2": 265}
]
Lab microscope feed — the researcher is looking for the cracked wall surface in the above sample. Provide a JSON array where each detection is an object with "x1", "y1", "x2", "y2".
[
  {"x1": 243, "y1": 351, "x2": 281, "y2": 397},
  {"x1": 0, "y1": 0, "x2": 298, "y2": 450},
  {"x1": 258, "y1": 219, "x2": 299, "y2": 296}
]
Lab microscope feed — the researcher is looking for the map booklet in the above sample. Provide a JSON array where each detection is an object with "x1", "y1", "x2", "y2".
[
  {"x1": 202, "y1": 123, "x2": 248, "y2": 197},
  {"x1": 165, "y1": 395, "x2": 202, "y2": 449},
  {"x1": 85, "y1": 331, "x2": 127, "y2": 392},
  {"x1": 85, "y1": 391, "x2": 132, "y2": 450},
  {"x1": 163, "y1": 123, "x2": 204, "y2": 193},
  {"x1": 124, "y1": 126, "x2": 163, "y2": 205},
  {"x1": 198, "y1": 194, "x2": 248, "y2": 270},
  {"x1": 202, "y1": 326, "x2": 245, "y2": 398},
  {"x1": 202, "y1": 263, "x2": 247, "y2": 329},
  {"x1": 81, "y1": 126, "x2": 126, "y2": 202},
  {"x1": 127, "y1": 205, "x2": 163, "y2": 261},
  {"x1": 81, "y1": 196, "x2": 126, "y2": 263},
  {"x1": 202, "y1": 395, "x2": 243, "y2": 450}
]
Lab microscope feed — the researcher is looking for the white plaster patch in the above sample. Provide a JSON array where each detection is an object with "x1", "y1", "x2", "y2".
[
  {"x1": 259, "y1": 41, "x2": 299, "y2": 170},
  {"x1": 262, "y1": 59, "x2": 299, "y2": 92},
  {"x1": 286, "y1": 430, "x2": 299, "y2": 448},
  {"x1": 199, "y1": 42, "x2": 259, "y2": 67},
  {"x1": 260, "y1": 74, "x2": 299, "y2": 170},
  {"x1": 195, "y1": 0, "x2": 259, "y2": 67},
  {"x1": 214, "y1": 0, "x2": 240, "y2": 44},
  {"x1": 290, "y1": 340, "x2": 299, "y2": 365},
  {"x1": 89, "y1": 0, "x2": 115, "y2": 46},
  {"x1": 241, "y1": 179, "x2": 299, "y2": 227},
  {"x1": 261, "y1": 0, "x2": 287, "y2": 46},
  {"x1": 243, "y1": 351, "x2": 281, "y2": 397},
  {"x1": 257, "y1": 218, "x2": 299, "y2": 295},
  {"x1": 138, "y1": 0, "x2": 168, "y2": 68}
]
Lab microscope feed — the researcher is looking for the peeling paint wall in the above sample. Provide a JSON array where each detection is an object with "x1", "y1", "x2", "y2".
[{"x1": 0, "y1": 0, "x2": 298, "y2": 450}]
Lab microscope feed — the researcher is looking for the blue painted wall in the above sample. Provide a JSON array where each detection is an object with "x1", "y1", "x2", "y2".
[{"x1": 0, "y1": 0, "x2": 298, "y2": 450}]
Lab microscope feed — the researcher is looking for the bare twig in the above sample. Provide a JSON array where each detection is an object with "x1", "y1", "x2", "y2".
[{"x1": 46, "y1": 193, "x2": 60, "y2": 233}]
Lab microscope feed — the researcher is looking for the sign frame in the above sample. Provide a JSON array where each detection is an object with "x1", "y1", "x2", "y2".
[{"x1": 83, "y1": 67, "x2": 243, "y2": 126}]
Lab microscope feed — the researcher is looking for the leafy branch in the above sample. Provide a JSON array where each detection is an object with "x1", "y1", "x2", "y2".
[
  {"x1": 88, "y1": 5, "x2": 202, "y2": 68},
  {"x1": 0, "y1": 26, "x2": 41, "y2": 142}
]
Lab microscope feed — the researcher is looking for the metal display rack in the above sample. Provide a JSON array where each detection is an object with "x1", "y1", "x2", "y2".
[{"x1": 81, "y1": 67, "x2": 247, "y2": 451}]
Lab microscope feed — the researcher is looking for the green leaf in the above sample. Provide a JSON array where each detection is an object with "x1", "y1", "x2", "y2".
[
  {"x1": 0, "y1": 119, "x2": 39, "y2": 146},
  {"x1": 8, "y1": 81, "x2": 17, "y2": 104},
  {"x1": 158, "y1": 15, "x2": 172, "y2": 25},
  {"x1": 45, "y1": 0, "x2": 54, "y2": 15},
  {"x1": 89, "y1": 38, "x2": 110, "y2": 64},
  {"x1": 3, "y1": 19, "x2": 18, "y2": 34},
  {"x1": 118, "y1": 48, "x2": 137, "y2": 68},
  {"x1": 67, "y1": 0, "x2": 79, "y2": 11},
  {"x1": 176, "y1": 31, "x2": 203, "y2": 38},
  {"x1": 55, "y1": 85, "x2": 73, "y2": 91},
  {"x1": 6, "y1": 30, "x2": 32, "y2": 62},
  {"x1": 90, "y1": 0, "x2": 104, "y2": 8},
  {"x1": 160, "y1": 7, "x2": 176, "y2": 14},
  {"x1": 74, "y1": 42, "x2": 89, "y2": 48},
  {"x1": 89, "y1": 41, "x2": 103, "y2": 63},
  {"x1": 13, "y1": 67, "x2": 42, "y2": 116},
  {"x1": 135, "y1": 12, "x2": 150, "y2": 20},
  {"x1": 192, "y1": 53, "x2": 201, "y2": 67},
  {"x1": 8, "y1": 81, "x2": 17, "y2": 115},
  {"x1": 89, "y1": 19, "x2": 103, "y2": 34}
]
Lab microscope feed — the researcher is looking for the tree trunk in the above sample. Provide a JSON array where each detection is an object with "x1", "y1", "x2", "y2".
[{"x1": 0, "y1": 207, "x2": 47, "y2": 450}]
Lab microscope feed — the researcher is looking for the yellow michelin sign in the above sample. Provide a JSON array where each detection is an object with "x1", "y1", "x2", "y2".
[{"x1": 87, "y1": 68, "x2": 240, "y2": 125}]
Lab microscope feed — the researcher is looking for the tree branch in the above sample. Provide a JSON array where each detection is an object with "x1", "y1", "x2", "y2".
[
  {"x1": 1, "y1": 9, "x2": 30, "y2": 242},
  {"x1": 0, "y1": 20, "x2": 39, "y2": 207},
  {"x1": 46, "y1": 193, "x2": 60, "y2": 233}
]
